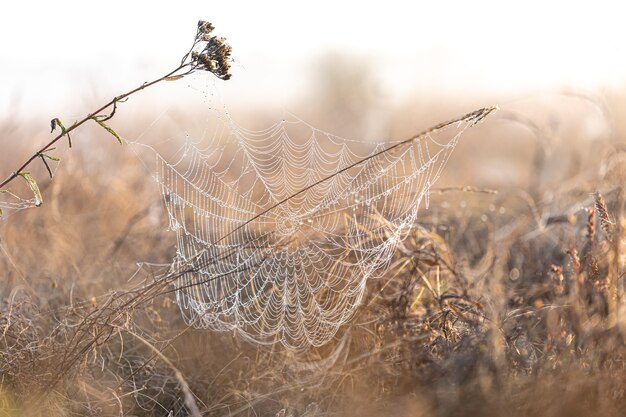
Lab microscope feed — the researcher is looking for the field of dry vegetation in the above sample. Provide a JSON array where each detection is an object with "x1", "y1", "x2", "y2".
[{"x1": 1, "y1": 49, "x2": 626, "y2": 416}]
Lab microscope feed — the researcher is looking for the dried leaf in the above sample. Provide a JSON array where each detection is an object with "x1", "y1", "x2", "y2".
[
  {"x1": 52, "y1": 118, "x2": 72, "y2": 147},
  {"x1": 52, "y1": 118, "x2": 67, "y2": 133},
  {"x1": 17, "y1": 171, "x2": 42, "y2": 206},
  {"x1": 92, "y1": 117, "x2": 123, "y2": 144},
  {"x1": 41, "y1": 152, "x2": 60, "y2": 162}
]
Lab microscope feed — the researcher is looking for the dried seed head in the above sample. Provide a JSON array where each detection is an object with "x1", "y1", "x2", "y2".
[
  {"x1": 190, "y1": 21, "x2": 232, "y2": 80},
  {"x1": 567, "y1": 248, "x2": 581, "y2": 274},
  {"x1": 197, "y1": 20, "x2": 215, "y2": 38},
  {"x1": 593, "y1": 192, "x2": 613, "y2": 242},
  {"x1": 194, "y1": 36, "x2": 232, "y2": 80}
]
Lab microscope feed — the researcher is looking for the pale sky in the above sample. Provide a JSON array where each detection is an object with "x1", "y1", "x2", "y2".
[{"x1": 1, "y1": 0, "x2": 625, "y2": 118}]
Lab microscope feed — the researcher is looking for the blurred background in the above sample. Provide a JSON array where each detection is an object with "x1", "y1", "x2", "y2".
[
  {"x1": 2, "y1": 0, "x2": 625, "y2": 193},
  {"x1": 2, "y1": 1, "x2": 626, "y2": 416},
  {"x1": 2, "y1": 0, "x2": 625, "y2": 114}
]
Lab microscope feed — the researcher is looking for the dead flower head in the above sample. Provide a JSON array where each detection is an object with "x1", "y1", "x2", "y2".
[
  {"x1": 197, "y1": 20, "x2": 216, "y2": 40},
  {"x1": 191, "y1": 20, "x2": 232, "y2": 80}
]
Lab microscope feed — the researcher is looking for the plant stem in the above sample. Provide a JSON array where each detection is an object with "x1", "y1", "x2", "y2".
[{"x1": 0, "y1": 63, "x2": 192, "y2": 190}]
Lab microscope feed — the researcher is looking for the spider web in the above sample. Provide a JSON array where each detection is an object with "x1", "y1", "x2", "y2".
[{"x1": 157, "y1": 107, "x2": 495, "y2": 349}]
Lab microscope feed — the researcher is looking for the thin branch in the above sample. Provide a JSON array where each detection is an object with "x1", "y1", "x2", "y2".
[
  {"x1": 0, "y1": 19, "x2": 232, "y2": 194},
  {"x1": 0, "y1": 64, "x2": 189, "y2": 190}
]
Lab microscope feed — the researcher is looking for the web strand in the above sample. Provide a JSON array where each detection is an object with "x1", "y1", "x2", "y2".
[{"x1": 157, "y1": 106, "x2": 496, "y2": 349}]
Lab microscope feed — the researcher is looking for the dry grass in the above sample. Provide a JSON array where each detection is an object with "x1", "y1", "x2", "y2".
[{"x1": 1, "y1": 92, "x2": 625, "y2": 416}]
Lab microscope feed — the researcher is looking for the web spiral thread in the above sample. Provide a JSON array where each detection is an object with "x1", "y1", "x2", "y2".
[{"x1": 157, "y1": 107, "x2": 495, "y2": 349}]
